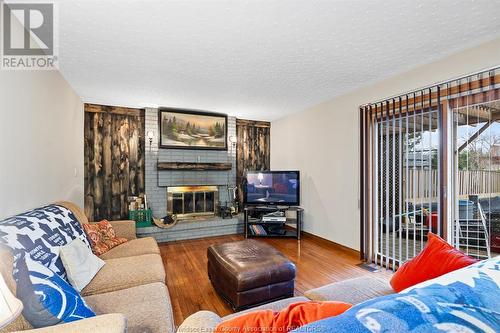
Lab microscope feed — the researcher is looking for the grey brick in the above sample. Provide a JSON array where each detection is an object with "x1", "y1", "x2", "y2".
[{"x1": 143, "y1": 109, "x2": 237, "y2": 231}]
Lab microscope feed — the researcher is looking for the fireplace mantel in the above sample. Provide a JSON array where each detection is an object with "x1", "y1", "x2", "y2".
[{"x1": 157, "y1": 162, "x2": 232, "y2": 171}]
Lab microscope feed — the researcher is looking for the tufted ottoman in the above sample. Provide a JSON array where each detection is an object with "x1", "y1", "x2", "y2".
[{"x1": 207, "y1": 239, "x2": 296, "y2": 310}]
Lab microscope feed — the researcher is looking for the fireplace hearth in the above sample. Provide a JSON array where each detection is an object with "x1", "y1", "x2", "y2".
[{"x1": 167, "y1": 186, "x2": 219, "y2": 220}]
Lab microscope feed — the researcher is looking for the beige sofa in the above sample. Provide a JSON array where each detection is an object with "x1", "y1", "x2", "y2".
[{"x1": 0, "y1": 201, "x2": 175, "y2": 333}]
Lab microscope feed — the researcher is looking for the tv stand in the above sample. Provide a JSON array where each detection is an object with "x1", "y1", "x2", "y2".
[{"x1": 244, "y1": 206, "x2": 303, "y2": 240}]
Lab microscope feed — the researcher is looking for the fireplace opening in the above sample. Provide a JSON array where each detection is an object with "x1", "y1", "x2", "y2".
[{"x1": 167, "y1": 186, "x2": 219, "y2": 220}]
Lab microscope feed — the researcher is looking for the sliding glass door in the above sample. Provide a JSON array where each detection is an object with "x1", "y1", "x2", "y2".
[{"x1": 360, "y1": 68, "x2": 500, "y2": 268}]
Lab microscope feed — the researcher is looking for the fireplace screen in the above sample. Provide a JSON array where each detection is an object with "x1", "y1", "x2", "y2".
[{"x1": 167, "y1": 186, "x2": 218, "y2": 219}]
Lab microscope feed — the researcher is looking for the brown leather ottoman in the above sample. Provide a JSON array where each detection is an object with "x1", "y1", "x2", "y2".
[{"x1": 207, "y1": 239, "x2": 296, "y2": 310}]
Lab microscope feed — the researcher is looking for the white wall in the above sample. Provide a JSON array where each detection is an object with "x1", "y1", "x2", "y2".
[
  {"x1": 271, "y1": 37, "x2": 500, "y2": 251},
  {"x1": 0, "y1": 70, "x2": 84, "y2": 219}
]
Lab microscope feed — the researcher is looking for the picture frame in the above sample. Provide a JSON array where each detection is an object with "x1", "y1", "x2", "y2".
[{"x1": 158, "y1": 108, "x2": 228, "y2": 150}]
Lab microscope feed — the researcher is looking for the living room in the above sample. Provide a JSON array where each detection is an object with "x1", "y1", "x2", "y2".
[{"x1": 1, "y1": 1, "x2": 500, "y2": 333}]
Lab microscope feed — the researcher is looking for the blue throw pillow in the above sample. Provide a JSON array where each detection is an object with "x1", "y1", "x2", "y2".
[
  {"x1": 13, "y1": 253, "x2": 96, "y2": 328},
  {"x1": 293, "y1": 257, "x2": 500, "y2": 333},
  {"x1": 0, "y1": 204, "x2": 91, "y2": 279}
]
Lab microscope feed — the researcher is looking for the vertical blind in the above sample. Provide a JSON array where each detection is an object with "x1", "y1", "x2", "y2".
[{"x1": 360, "y1": 67, "x2": 500, "y2": 269}]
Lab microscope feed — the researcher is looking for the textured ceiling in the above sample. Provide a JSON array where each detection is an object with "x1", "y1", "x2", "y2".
[{"x1": 56, "y1": 0, "x2": 500, "y2": 120}]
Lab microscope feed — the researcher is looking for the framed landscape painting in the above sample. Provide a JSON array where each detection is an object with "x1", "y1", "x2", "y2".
[{"x1": 159, "y1": 108, "x2": 228, "y2": 150}]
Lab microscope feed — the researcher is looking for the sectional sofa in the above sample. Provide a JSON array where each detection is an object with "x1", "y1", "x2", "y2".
[
  {"x1": 4, "y1": 201, "x2": 494, "y2": 333},
  {"x1": 0, "y1": 201, "x2": 175, "y2": 333}
]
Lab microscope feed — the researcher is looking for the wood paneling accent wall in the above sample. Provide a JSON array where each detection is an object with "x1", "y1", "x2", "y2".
[
  {"x1": 84, "y1": 104, "x2": 145, "y2": 221},
  {"x1": 236, "y1": 119, "x2": 271, "y2": 204}
]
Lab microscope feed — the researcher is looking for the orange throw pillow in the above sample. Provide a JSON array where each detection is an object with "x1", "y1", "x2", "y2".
[
  {"x1": 83, "y1": 220, "x2": 127, "y2": 256},
  {"x1": 215, "y1": 301, "x2": 352, "y2": 333},
  {"x1": 390, "y1": 232, "x2": 478, "y2": 292}
]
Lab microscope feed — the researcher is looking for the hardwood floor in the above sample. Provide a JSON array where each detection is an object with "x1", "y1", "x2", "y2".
[{"x1": 159, "y1": 234, "x2": 389, "y2": 326}]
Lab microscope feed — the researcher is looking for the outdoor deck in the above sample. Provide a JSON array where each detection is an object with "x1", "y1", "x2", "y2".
[{"x1": 376, "y1": 231, "x2": 497, "y2": 268}]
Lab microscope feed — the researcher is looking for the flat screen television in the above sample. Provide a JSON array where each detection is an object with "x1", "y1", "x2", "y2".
[{"x1": 244, "y1": 171, "x2": 300, "y2": 206}]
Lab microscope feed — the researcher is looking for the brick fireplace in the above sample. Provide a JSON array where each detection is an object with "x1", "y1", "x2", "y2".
[{"x1": 140, "y1": 107, "x2": 243, "y2": 242}]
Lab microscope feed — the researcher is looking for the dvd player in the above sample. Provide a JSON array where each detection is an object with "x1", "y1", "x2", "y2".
[{"x1": 262, "y1": 216, "x2": 287, "y2": 222}]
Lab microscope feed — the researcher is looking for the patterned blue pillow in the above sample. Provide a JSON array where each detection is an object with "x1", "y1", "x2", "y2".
[
  {"x1": 293, "y1": 257, "x2": 500, "y2": 333},
  {"x1": 0, "y1": 204, "x2": 91, "y2": 279},
  {"x1": 13, "y1": 253, "x2": 96, "y2": 328}
]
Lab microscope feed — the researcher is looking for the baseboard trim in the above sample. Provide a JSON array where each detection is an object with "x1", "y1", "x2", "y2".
[{"x1": 301, "y1": 231, "x2": 360, "y2": 257}]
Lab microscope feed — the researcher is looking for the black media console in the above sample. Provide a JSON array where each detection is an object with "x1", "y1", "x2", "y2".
[{"x1": 244, "y1": 206, "x2": 303, "y2": 240}]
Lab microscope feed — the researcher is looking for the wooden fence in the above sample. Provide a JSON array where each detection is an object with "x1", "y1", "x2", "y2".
[
  {"x1": 456, "y1": 170, "x2": 500, "y2": 197},
  {"x1": 405, "y1": 170, "x2": 500, "y2": 199}
]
